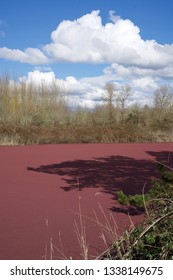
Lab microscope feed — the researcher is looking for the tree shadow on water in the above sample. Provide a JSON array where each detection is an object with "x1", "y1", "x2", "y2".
[
  {"x1": 110, "y1": 205, "x2": 144, "y2": 216},
  {"x1": 27, "y1": 150, "x2": 173, "y2": 215},
  {"x1": 27, "y1": 152, "x2": 171, "y2": 199},
  {"x1": 146, "y1": 150, "x2": 173, "y2": 168}
]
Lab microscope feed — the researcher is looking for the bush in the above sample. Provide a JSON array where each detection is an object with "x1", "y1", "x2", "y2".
[{"x1": 101, "y1": 164, "x2": 173, "y2": 260}]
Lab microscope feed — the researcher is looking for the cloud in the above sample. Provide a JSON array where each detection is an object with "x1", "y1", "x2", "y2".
[
  {"x1": 1, "y1": 11, "x2": 173, "y2": 107},
  {"x1": 43, "y1": 10, "x2": 141, "y2": 64},
  {"x1": 1, "y1": 10, "x2": 173, "y2": 68},
  {"x1": 0, "y1": 47, "x2": 48, "y2": 65},
  {"x1": 34, "y1": 66, "x2": 53, "y2": 72},
  {"x1": 0, "y1": 47, "x2": 49, "y2": 64},
  {"x1": 43, "y1": 10, "x2": 173, "y2": 68},
  {"x1": 21, "y1": 70, "x2": 56, "y2": 84},
  {"x1": 109, "y1": 10, "x2": 121, "y2": 23},
  {"x1": 104, "y1": 63, "x2": 173, "y2": 81}
]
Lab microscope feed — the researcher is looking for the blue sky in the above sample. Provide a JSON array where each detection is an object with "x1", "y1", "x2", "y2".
[{"x1": 0, "y1": 0, "x2": 173, "y2": 108}]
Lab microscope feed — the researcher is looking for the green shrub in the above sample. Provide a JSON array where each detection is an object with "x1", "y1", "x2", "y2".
[{"x1": 102, "y1": 164, "x2": 173, "y2": 260}]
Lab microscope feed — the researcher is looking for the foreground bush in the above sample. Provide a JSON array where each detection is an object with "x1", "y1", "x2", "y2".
[{"x1": 100, "y1": 164, "x2": 173, "y2": 260}]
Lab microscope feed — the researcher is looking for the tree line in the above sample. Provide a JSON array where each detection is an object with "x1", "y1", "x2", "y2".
[{"x1": 0, "y1": 75, "x2": 173, "y2": 144}]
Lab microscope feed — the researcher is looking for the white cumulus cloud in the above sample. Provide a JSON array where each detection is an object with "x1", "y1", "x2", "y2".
[
  {"x1": 43, "y1": 10, "x2": 173, "y2": 68},
  {"x1": 0, "y1": 47, "x2": 49, "y2": 64},
  {"x1": 1, "y1": 10, "x2": 173, "y2": 68},
  {"x1": 21, "y1": 70, "x2": 56, "y2": 85}
]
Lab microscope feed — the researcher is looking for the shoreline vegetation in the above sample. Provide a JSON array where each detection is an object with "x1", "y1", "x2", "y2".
[
  {"x1": 48, "y1": 162, "x2": 173, "y2": 260},
  {"x1": 1, "y1": 74, "x2": 173, "y2": 260},
  {"x1": 0, "y1": 74, "x2": 173, "y2": 145},
  {"x1": 99, "y1": 163, "x2": 173, "y2": 260}
]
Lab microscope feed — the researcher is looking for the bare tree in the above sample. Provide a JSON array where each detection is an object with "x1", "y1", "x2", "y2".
[
  {"x1": 153, "y1": 85, "x2": 173, "y2": 110},
  {"x1": 102, "y1": 82, "x2": 117, "y2": 123},
  {"x1": 103, "y1": 82, "x2": 116, "y2": 104},
  {"x1": 116, "y1": 84, "x2": 132, "y2": 111}
]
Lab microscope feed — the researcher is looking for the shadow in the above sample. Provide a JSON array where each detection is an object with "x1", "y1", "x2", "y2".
[
  {"x1": 27, "y1": 154, "x2": 163, "y2": 199},
  {"x1": 146, "y1": 150, "x2": 173, "y2": 168},
  {"x1": 27, "y1": 150, "x2": 173, "y2": 215},
  {"x1": 110, "y1": 206, "x2": 144, "y2": 216}
]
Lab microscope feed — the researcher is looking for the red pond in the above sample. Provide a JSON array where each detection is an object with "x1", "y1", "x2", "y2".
[{"x1": 0, "y1": 143, "x2": 173, "y2": 260}]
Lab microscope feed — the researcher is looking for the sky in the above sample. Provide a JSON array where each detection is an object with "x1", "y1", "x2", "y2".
[{"x1": 0, "y1": 0, "x2": 173, "y2": 108}]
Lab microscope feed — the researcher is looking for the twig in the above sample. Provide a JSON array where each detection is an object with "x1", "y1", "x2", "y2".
[
  {"x1": 134, "y1": 210, "x2": 173, "y2": 245},
  {"x1": 155, "y1": 160, "x2": 173, "y2": 172},
  {"x1": 142, "y1": 182, "x2": 149, "y2": 217}
]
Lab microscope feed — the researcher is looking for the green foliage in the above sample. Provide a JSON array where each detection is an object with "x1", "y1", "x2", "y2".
[
  {"x1": 161, "y1": 170, "x2": 173, "y2": 183},
  {"x1": 117, "y1": 190, "x2": 129, "y2": 205},
  {"x1": 103, "y1": 165, "x2": 173, "y2": 260},
  {"x1": 117, "y1": 191, "x2": 144, "y2": 208}
]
